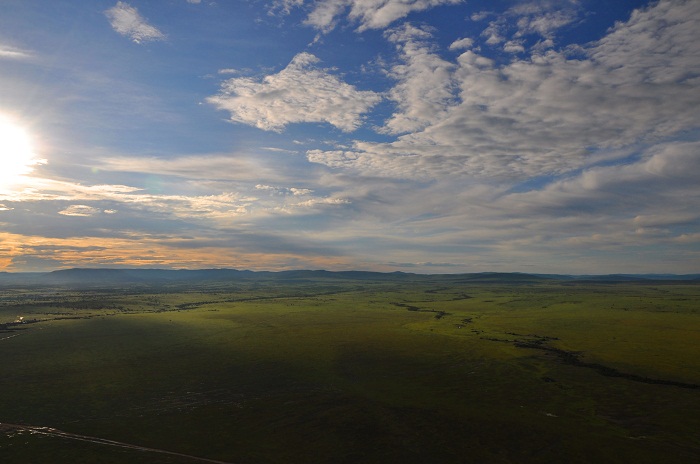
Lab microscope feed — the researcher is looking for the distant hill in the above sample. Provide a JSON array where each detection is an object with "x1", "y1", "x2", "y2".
[
  {"x1": 449, "y1": 272, "x2": 555, "y2": 283},
  {"x1": 563, "y1": 274, "x2": 700, "y2": 283},
  {"x1": 0, "y1": 268, "x2": 698, "y2": 288}
]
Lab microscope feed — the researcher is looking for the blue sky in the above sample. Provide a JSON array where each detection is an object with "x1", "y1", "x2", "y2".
[{"x1": 0, "y1": 0, "x2": 699, "y2": 274}]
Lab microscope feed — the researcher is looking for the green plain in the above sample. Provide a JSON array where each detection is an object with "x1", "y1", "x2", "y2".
[{"x1": 1, "y1": 279, "x2": 699, "y2": 463}]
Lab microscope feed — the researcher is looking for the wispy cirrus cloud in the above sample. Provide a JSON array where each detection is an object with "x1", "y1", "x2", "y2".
[
  {"x1": 268, "y1": 0, "x2": 304, "y2": 16},
  {"x1": 58, "y1": 205, "x2": 104, "y2": 217},
  {"x1": 1, "y1": 149, "x2": 351, "y2": 231},
  {"x1": 0, "y1": 44, "x2": 32, "y2": 60},
  {"x1": 207, "y1": 52, "x2": 381, "y2": 132},
  {"x1": 105, "y1": 2, "x2": 165, "y2": 44},
  {"x1": 94, "y1": 155, "x2": 280, "y2": 182}
]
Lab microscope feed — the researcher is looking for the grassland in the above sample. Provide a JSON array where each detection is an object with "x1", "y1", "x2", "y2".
[{"x1": 1, "y1": 277, "x2": 699, "y2": 463}]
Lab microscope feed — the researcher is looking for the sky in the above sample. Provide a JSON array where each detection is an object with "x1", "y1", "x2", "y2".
[{"x1": 0, "y1": 0, "x2": 699, "y2": 274}]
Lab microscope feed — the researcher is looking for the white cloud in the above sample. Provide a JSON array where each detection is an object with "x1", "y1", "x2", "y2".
[
  {"x1": 293, "y1": 197, "x2": 349, "y2": 207},
  {"x1": 289, "y1": 187, "x2": 313, "y2": 196},
  {"x1": 268, "y1": 0, "x2": 305, "y2": 16},
  {"x1": 22, "y1": 181, "x2": 255, "y2": 221},
  {"x1": 207, "y1": 52, "x2": 381, "y2": 132},
  {"x1": 481, "y1": 19, "x2": 506, "y2": 45},
  {"x1": 479, "y1": 0, "x2": 580, "y2": 50},
  {"x1": 514, "y1": 143, "x2": 700, "y2": 211},
  {"x1": 449, "y1": 37, "x2": 473, "y2": 51},
  {"x1": 349, "y1": 0, "x2": 463, "y2": 32},
  {"x1": 309, "y1": 0, "x2": 700, "y2": 180},
  {"x1": 503, "y1": 40, "x2": 525, "y2": 53},
  {"x1": 95, "y1": 155, "x2": 281, "y2": 182},
  {"x1": 256, "y1": 184, "x2": 313, "y2": 196},
  {"x1": 5, "y1": 0, "x2": 699, "y2": 274},
  {"x1": 105, "y1": 2, "x2": 165, "y2": 43},
  {"x1": 275, "y1": 0, "x2": 462, "y2": 33},
  {"x1": 510, "y1": 1, "x2": 580, "y2": 38},
  {"x1": 186, "y1": 0, "x2": 202, "y2": 3},
  {"x1": 590, "y1": 0, "x2": 700, "y2": 85},
  {"x1": 487, "y1": 141, "x2": 700, "y2": 248},
  {"x1": 314, "y1": 140, "x2": 700, "y2": 272},
  {"x1": 1, "y1": 151, "x2": 352, "y2": 231},
  {"x1": 381, "y1": 24, "x2": 456, "y2": 134},
  {"x1": 0, "y1": 44, "x2": 32, "y2": 60},
  {"x1": 471, "y1": 11, "x2": 491, "y2": 21},
  {"x1": 58, "y1": 205, "x2": 102, "y2": 217}
]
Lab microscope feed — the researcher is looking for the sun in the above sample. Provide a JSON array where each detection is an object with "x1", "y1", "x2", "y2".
[{"x1": 0, "y1": 117, "x2": 45, "y2": 188}]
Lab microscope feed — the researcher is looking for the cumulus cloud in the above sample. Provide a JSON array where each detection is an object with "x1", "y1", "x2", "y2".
[
  {"x1": 479, "y1": 0, "x2": 580, "y2": 49},
  {"x1": 448, "y1": 37, "x2": 473, "y2": 51},
  {"x1": 381, "y1": 24, "x2": 457, "y2": 134},
  {"x1": 590, "y1": 0, "x2": 700, "y2": 85},
  {"x1": 309, "y1": 0, "x2": 700, "y2": 180},
  {"x1": 510, "y1": 0, "x2": 580, "y2": 38},
  {"x1": 105, "y1": 2, "x2": 165, "y2": 43},
  {"x1": 272, "y1": 0, "x2": 462, "y2": 33},
  {"x1": 503, "y1": 40, "x2": 526, "y2": 53},
  {"x1": 290, "y1": 187, "x2": 313, "y2": 196},
  {"x1": 207, "y1": 52, "x2": 381, "y2": 132},
  {"x1": 481, "y1": 20, "x2": 506, "y2": 45}
]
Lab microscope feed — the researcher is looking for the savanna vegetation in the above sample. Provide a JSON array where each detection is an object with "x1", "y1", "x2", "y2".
[{"x1": 1, "y1": 274, "x2": 699, "y2": 463}]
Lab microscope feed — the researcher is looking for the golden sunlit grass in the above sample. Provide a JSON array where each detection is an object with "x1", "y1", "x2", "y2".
[{"x1": 0, "y1": 116, "x2": 45, "y2": 189}]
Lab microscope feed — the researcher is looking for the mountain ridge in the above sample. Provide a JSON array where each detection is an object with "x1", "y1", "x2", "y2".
[{"x1": 0, "y1": 268, "x2": 698, "y2": 288}]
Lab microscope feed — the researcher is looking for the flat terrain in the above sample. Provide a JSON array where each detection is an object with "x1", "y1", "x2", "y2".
[{"x1": 1, "y1": 277, "x2": 699, "y2": 463}]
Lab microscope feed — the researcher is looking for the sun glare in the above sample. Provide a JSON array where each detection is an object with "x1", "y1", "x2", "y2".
[{"x1": 0, "y1": 117, "x2": 44, "y2": 188}]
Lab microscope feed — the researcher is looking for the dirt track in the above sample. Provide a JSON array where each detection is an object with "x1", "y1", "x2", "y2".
[{"x1": 0, "y1": 422, "x2": 235, "y2": 464}]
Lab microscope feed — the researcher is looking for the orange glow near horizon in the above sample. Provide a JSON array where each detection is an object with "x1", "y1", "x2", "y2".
[{"x1": 0, "y1": 232, "x2": 356, "y2": 272}]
